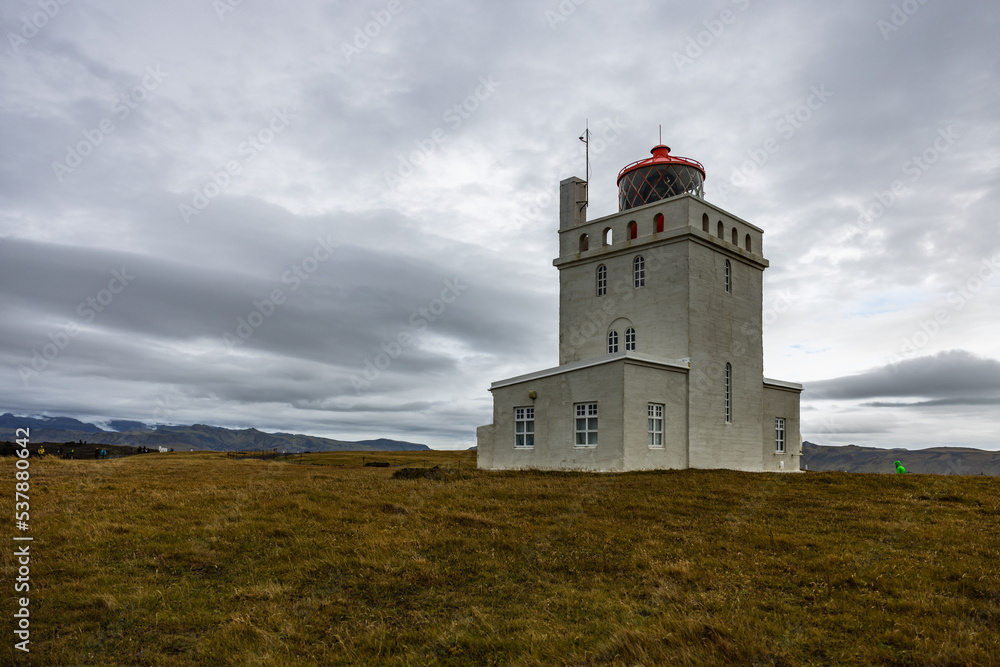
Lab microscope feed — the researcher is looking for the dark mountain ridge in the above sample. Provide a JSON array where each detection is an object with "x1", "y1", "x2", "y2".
[
  {"x1": 0, "y1": 412, "x2": 105, "y2": 433},
  {"x1": 802, "y1": 441, "x2": 1000, "y2": 476},
  {"x1": 0, "y1": 413, "x2": 429, "y2": 453}
]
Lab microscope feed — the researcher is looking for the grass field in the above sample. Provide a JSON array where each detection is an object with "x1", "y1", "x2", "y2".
[{"x1": 2, "y1": 451, "x2": 999, "y2": 665}]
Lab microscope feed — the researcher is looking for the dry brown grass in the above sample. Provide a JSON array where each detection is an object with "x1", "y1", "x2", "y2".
[{"x1": 2, "y1": 451, "x2": 999, "y2": 665}]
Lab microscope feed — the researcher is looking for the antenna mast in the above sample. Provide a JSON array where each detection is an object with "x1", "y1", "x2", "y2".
[{"x1": 578, "y1": 119, "x2": 591, "y2": 216}]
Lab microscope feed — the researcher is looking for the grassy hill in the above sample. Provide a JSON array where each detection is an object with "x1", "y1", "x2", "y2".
[
  {"x1": 803, "y1": 441, "x2": 1000, "y2": 475},
  {"x1": 3, "y1": 452, "x2": 998, "y2": 665}
]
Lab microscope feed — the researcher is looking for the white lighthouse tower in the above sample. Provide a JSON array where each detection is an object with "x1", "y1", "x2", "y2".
[{"x1": 477, "y1": 143, "x2": 802, "y2": 472}]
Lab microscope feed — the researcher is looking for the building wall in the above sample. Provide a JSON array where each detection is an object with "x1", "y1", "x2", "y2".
[
  {"x1": 557, "y1": 240, "x2": 690, "y2": 365},
  {"x1": 621, "y1": 362, "x2": 689, "y2": 470},
  {"x1": 476, "y1": 423, "x2": 495, "y2": 469},
  {"x1": 685, "y1": 237, "x2": 766, "y2": 470},
  {"x1": 483, "y1": 361, "x2": 626, "y2": 471},
  {"x1": 762, "y1": 383, "x2": 802, "y2": 471},
  {"x1": 555, "y1": 195, "x2": 766, "y2": 367},
  {"x1": 555, "y1": 192, "x2": 764, "y2": 265},
  {"x1": 556, "y1": 197, "x2": 695, "y2": 366}
]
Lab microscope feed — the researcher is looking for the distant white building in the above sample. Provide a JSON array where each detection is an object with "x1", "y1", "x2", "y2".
[{"x1": 477, "y1": 144, "x2": 802, "y2": 472}]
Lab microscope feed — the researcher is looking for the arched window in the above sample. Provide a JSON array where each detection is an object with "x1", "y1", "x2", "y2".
[
  {"x1": 724, "y1": 259, "x2": 731, "y2": 293},
  {"x1": 702, "y1": 213, "x2": 710, "y2": 233},
  {"x1": 717, "y1": 221, "x2": 724, "y2": 238},
  {"x1": 625, "y1": 327, "x2": 636, "y2": 351},
  {"x1": 579, "y1": 233, "x2": 589, "y2": 252},
  {"x1": 655, "y1": 213, "x2": 664, "y2": 233},
  {"x1": 596, "y1": 264, "x2": 607, "y2": 296},
  {"x1": 608, "y1": 330, "x2": 619, "y2": 354},
  {"x1": 745, "y1": 234, "x2": 752, "y2": 252},
  {"x1": 602, "y1": 227, "x2": 612, "y2": 246},
  {"x1": 732, "y1": 228, "x2": 738, "y2": 245},
  {"x1": 725, "y1": 363, "x2": 732, "y2": 423},
  {"x1": 628, "y1": 221, "x2": 638, "y2": 240},
  {"x1": 633, "y1": 255, "x2": 645, "y2": 288}
]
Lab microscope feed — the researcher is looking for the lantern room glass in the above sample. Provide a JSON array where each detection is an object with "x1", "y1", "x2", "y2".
[{"x1": 618, "y1": 164, "x2": 704, "y2": 211}]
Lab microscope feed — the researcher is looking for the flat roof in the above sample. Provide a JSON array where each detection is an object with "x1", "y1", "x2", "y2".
[
  {"x1": 763, "y1": 377, "x2": 804, "y2": 391},
  {"x1": 490, "y1": 358, "x2": 803, "y2": 392},
  {"x1": 490, "y1": 351, "x2": 690, "y2": 390}
]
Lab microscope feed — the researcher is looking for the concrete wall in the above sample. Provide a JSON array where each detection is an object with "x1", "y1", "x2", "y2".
[
  {"x1": 684, "y1": 233, "x2": 766, "y2": 470},
  {"x1": 475, "y1": 423, "x2": 495, "y2": 469},
  {"x1": 554, "y1": 195, "x2": 767, "y2": 368},
  {"x1": 622, "y1": 362, "x2": 689, "y2": 470},
  {"x1": 555, "y1": 195, "x2": 764, "y2": 278},
  {"x1": 484, "y1": 360, "x2": 625, "y2": 471},
  {"x1": 479, "y1": 357, "x2": 694, "y2": 472},
  {"x1": 559, "y1": 177, "x2": 587, "y2": 231},
  {"x1": 762, "y1": 383, "x2": 803, "y2": 471},
  {"x1": 557, "y1": 241, "x2": 690, "y2": 365}
]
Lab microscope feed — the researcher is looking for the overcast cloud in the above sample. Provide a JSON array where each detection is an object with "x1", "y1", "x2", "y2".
[{"x1": 1, "y1": 0, "x2": 998, "y2": 449}]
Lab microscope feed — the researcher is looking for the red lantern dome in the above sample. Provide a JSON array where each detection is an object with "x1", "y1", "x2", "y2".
[{"x1": 616, "y1": 145, "x2": 706, "y2": 211}]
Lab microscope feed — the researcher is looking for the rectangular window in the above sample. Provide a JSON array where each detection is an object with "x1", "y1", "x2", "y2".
[
  {"x1": 515, "y1": 407, "x2": 534, "y2": 448},
  {"x1": 725, "y1": 363, "x2": 732, "y2": 423},
  {"x1": 634, "y1": 256, "x2": 645, "y2": 288},
  {"x1": 597, "y1": 265, "x2": 607, "y2": 296},
  {"x1": 648, "y1": 403, "x2": 663, "y2": 447},
  {"x1": 575, "y1": 403, "x2": 598, "y2": 446},
  {"x1": 775, "y1": 418, "x2": 785, "y2": 453}
]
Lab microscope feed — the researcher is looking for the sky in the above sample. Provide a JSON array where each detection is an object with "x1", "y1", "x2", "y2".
[{"x1": 1, "y1": 0, "x2": 998, "y2": 450}]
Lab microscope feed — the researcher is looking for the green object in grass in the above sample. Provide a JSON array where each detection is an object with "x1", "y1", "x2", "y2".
[{"x1": 895, "y1": 460, "x2": 907, "y2": 474}]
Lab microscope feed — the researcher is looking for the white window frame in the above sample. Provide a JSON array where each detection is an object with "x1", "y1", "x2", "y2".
[
  {"x1": 648, "y1": 403, "x2": 664, "y2": 448},
  {"x1": 515, "y1": 407, "x2": 534, "y2": 448},
  {"x1": 725, "y1": 363, "x2": 732, "y2": 423},
  {"x1": 608, "y1": 330, "x2": 619, "y2": 354},
  {"x1": 625, "y1": 327, "x2": 636, "y2": 351},
  {"x1": 775, "y1": 418, "x2": 786, "y2": 453},
  {"x1": 597, "y1": 264, "x2": 607, "y2": 297},
  {"x1": 575, "y1": 403, "x2": 598, "y2": 447},
  {"x1": 634, "y1": 255, "x2": 645, "y2": 288}
]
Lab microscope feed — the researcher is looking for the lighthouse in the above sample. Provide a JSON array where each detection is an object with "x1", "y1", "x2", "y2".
[{"x1": 476, "y1": 142, "x2": 802, "y2": 472}]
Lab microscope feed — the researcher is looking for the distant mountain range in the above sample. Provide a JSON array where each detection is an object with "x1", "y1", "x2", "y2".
[
  {"x1": 5, "y1": 414, "x2": 995, "y2": 469},
  {"x1": 0, "y1": 413, "x2": 429, "y2": 453},
  {"x1": 802, "y1": 441, "x2": 1000, "y2": 476}
]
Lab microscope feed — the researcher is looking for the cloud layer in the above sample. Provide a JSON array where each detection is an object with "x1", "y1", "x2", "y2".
[
  {"x1": 808, "y1": 350, "x2": 1000, "y2": 401},
  {"x1": 1, "y1": 0, "x2": 998, "y2": 448}
]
